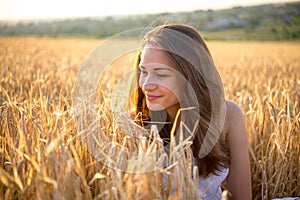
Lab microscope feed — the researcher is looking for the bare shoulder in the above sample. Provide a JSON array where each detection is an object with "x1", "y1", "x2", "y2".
[
  {"x1": 224, "y1": 100, "x2": 246, "y2": 137},
  {"x1": 224, "y1": 101, "x2": 252, "y2": 199},
  {"x1": 225, "y1": 100, "x2": 244, "y2": 118}
]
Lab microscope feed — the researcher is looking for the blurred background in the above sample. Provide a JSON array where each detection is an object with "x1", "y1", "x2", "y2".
[
  {"x1": 0, "y1": 0, "x2": 299, "y2": 40},
  {"x1": 1, "y1": 1, "x2": 300, "y2": 200}
]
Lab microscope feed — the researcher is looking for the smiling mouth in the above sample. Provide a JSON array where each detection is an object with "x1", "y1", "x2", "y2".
[{"x1": 146, "y1": 94, "x2": 161, "y2": 101}]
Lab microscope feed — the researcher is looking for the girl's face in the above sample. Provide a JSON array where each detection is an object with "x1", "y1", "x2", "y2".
[{"x1": 138, "y1": 47, "x2": 183, "y2": 116}]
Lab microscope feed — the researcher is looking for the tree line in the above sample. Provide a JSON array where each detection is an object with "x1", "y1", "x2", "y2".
[{"x1": 0, "y1": 2, "x2": 299, "y2": 40}]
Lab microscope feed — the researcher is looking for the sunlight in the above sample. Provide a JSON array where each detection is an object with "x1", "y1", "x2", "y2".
[{"x1": 0, "y1": 0, "x2": 298, "y2": 21}]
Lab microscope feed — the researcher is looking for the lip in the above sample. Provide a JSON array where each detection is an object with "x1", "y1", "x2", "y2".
[{"x1": 145, "y1": 94, "x2": 161, "y2": 101}]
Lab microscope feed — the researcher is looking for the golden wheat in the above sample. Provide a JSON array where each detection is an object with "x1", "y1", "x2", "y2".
[{"x1": 0, "y1": 37, "x2": 299, "y2": 199}]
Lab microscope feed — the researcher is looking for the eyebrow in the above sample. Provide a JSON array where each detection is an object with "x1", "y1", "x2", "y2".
[{"x1": 139, "y1": 65, "x2": 173, "y2": 71}]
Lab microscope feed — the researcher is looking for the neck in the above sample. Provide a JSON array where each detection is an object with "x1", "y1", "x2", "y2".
[{"x1": 166, "y1": 103, "x2": 180, "y2": 123}]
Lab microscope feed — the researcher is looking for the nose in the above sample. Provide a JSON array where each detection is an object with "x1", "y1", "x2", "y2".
[
  {"x1": 141, "y1": 75, "x2": 157, "y2": 91},
  {"x1": 143, "y1": 82, "x2": 157, "y2": 91}
]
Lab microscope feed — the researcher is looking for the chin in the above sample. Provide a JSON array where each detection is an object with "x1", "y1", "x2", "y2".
[{"x1": 147, "y1": 103, "x2": 166, "y2": 111}]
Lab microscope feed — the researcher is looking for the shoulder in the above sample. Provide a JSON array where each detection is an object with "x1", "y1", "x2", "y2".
[
  {"x1": 224, "y1": 100, "x2": 248, "y2": 151},
  {"x1": 225, "y1": 100, "x2": 244, "y2": 119},
  {"x1": 224, "y1": 100, "x2": 247, "y2": 139},
  {"x1": 223, "y1": 100, "x2": 252, "y2": 199}
]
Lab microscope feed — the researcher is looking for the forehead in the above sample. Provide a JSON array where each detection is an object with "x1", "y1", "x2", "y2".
[{"x1": 140, "y1": 47, "x2": 174, "y2": 68}]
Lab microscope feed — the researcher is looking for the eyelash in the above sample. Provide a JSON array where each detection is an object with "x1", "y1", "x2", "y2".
[
  {"x1": 139, "y1": 70, "x2": 169, "y2": 78},
  {"x1": 157, "y1": 74, "x2": 169, "y2": 77},
  {"x1": 139, "y1": 69, "x2": 148, "y2": 75}
]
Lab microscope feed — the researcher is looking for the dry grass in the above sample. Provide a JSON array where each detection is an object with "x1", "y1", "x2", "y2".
[{"x1": 0, "y1": 37, "x2": 299, "y2": 199}]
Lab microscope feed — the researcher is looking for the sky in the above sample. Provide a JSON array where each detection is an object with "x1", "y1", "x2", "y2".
[{"x1": 0, "y1": 0, "x2": 299, "y2": 21}]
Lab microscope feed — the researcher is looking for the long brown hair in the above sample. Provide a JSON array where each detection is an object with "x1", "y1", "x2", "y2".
[{"x1": 130, "y1": 24, "x2": 229, "y2": 177}]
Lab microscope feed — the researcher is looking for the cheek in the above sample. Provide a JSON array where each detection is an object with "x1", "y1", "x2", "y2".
[
  {"x1": 169, "y1": 79, "x2": 185, "y2": 101},
  {"x1": 138, "y1": 76, "x2": 145, "y2": 88},
  {"x1": 163, "y1": 80, "x2": 182, "y2": 99}
]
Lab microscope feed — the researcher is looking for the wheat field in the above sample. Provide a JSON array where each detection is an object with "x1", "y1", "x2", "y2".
[{"x1": 0, "y1": 37, "x2": 299, "y2": 200}]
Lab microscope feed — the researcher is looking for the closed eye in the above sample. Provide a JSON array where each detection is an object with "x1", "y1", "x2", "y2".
[
  {"x1": 157, "y1": 74, "x2": 169, "y2": 77},
  {"x1": 138, "y1": 68, "x2": 148, "y2": 76}
]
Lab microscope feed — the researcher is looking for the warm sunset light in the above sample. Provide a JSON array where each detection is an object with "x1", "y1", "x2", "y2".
[
  {"x1": 0, "y1": 0, "x2": 299, "y2": 21},
  {"x1": 1, "y1": 0, "x2": 299, "y2": 199}
]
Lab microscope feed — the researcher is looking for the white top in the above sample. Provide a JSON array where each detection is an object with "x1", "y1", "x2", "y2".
[
  {"x1": 197, "y1": 167, "x2": 229, "y2": 200},
  {"x1": 162, "y1": 166, "x2": 229, "y2": 199}
]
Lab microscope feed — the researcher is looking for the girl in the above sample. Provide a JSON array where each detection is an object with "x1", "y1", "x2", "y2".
[{"x1": 129, "y1": 24, "x2": 252, "y2": 199}]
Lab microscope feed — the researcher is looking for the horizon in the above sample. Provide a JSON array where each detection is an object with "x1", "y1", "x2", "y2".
[{"x1": 0, "y1": 0, "x2": 299, "y2": 22}]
